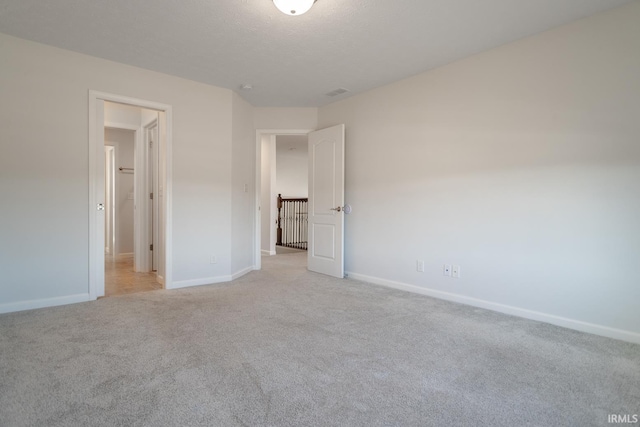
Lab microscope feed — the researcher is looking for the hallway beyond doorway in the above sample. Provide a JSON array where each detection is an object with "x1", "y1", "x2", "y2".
[
  {"x1": 105, "y1": 254, "x2": 161, "y2": 297},
  {"x1": 275, "y1": 246, "x2": 306, "y2": 255}
]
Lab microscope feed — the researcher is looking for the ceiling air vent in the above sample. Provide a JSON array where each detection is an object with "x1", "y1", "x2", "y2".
[{"x1": 325, "y1": 88, "x2": 350, "y2": 97}]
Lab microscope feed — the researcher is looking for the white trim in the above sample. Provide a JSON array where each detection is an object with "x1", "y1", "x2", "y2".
[
  {"x1": 104, "y1": 121, "x2": 139, "y2": 131},
  {"x1": 89, "y1": 90, "x2": 173, "y2": 300},
  {"x1": 231, "y1": 266, "x2": 254, "y2": 280},
  {"x1": 346, "y1": 271, "x2": 640, "y2": 345},
  {"x1": 0, "y1": 294, "x2": 91, "y2": 314},
  {"x1": 162, "y1": 267, "x2": 253, "y2": 291},
  {"x1": 169, "y1": 276, "x2": 231, "y2": 290},
  {"x1": 254, "y1": 129, "x2": 314, "y2": 272},
  {"x1": 261, "y1": 249, "x2": 276, "y2": 256}
]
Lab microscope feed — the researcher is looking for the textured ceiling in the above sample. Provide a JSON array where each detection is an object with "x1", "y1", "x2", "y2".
[{"x1": 0, "y1": 0, "x2": 633, "y2": 107}]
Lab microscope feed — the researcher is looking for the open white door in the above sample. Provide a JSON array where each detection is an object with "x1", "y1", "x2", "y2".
[{"x1": 307, "y1": 124, "x2": 345, "y2": 278}]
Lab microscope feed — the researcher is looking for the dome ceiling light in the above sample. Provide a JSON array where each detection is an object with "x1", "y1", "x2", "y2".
[{"x1": 272, "y1": 0, "x2": 317, "y2": 16}]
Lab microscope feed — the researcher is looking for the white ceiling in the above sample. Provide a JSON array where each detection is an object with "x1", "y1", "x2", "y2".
[{"x1": 0, "y1": 0, "x2": 633, "y2": 107}]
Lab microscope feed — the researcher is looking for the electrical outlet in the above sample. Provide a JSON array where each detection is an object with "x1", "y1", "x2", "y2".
[
  {"x1": 210, "y1": 255, "x2": 217, "y2": 264},
  {"x1": 443, "y1": 264, "x2": 452, "y2": 276},
  {"x1": 452, "y1": 265, "x2": 461, "y2": 278},
  {"x1": 243, "y1": 183, "x2": 248, "y2": 193},
  {"x1": 417, "y1": 260, "x2": 425, "y2": 273}
]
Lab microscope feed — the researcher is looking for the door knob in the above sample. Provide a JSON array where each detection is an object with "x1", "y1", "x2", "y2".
[
  {"x1": 97, "y1": 203, "x2": 105, "y2": 211},
  {"x1": 330, "y1": 205, "x2": 352, "y2": 214}
]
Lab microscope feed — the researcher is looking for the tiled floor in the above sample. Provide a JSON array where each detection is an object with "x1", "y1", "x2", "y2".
[{"x1": 105, "y1": 254, "x2": 162, "y2": 297}]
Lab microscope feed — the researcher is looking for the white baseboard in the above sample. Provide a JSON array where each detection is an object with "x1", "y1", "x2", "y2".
[
  {"x1": 346, "y1": 271, "x2": 640, "y2": 345},
  {"x1": 261, "y1": 250, "x2": 276, "y2": 256},
  {"x1": 168, "y1": 266, "x2": 255, "y2": 290},
  {"x1": 168, "y1": 275, "x2": 232, "y2": 290},
  {"x1": 231, "y1": 266, "x2": 254, "y2": 280},
  {"x1": 0, "y1": 293, "x2": 91, "y2": 314}
]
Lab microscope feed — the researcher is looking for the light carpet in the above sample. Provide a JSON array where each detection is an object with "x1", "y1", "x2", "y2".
[{"x1": 1, "y1": 252, "x2": 638, "y2": 426}]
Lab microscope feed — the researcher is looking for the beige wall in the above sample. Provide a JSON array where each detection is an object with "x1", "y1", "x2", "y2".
[
  {"x1": 104, "y1": 102, "x2": 142, "y2": 127},
  {"x1": 276, "y1": 135, "x2": 308, "y2": 198},
  {"x1": 318, "y1": 2, "x2": 640, "y2": 339},
  {"x1": 254, "y1": 107, "x2": 317, "y2": 130},
  {"x1": 0, "y1": 33, "x2": 234, "y2": 308},
  {"x1": 104, "y1": 128, "x2": 135, "y2": 254},
  {"x1": 260, "y1": 136, "x2": 277, "y2": 254}
]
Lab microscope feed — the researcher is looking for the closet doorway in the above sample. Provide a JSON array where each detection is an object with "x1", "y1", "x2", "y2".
[{"x1": 89, "y1": 91, "x2": 173, "y2": 300}]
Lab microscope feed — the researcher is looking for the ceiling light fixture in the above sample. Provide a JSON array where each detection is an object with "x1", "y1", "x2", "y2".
[{"x1": 272, "y1": 0, "x2": 317, "y2": 16}]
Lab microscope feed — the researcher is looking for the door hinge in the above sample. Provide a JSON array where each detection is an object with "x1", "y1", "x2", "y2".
[
  {"x1": 150, "y1": 244, "x2": 153, "y2": 251},
  {"x1": 150, "y1": 192, "x2": 154, "y2": 200}
]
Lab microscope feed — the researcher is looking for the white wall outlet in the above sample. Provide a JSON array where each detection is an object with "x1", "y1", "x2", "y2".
[
  {"x1": 210, "y1": 255, "x2": 217, "y2": 264},
  {"x1": 452, "y1": 265, "x2": 461, "y2": 278},
  {"x1": 443, "y1": 264, "x2": 452, "y2": 276},
  {"x1": 243, "y1": 183, "x2": 248, "y2": 193},
  {"x1": 417, "y1": 260, "x2": 425, "y2": 273}
]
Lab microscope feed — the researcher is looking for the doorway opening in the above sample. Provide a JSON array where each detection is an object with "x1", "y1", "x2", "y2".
[
  {"x1": 255, "y1": 125, "x2": 346, "y2": 278},
  {"x1": 89, "y1": 91, "x2": 173, "y2": 300},
  {"x1": 102, "y1": 102, "x2": 162, "y2": 296},
  {"x1": 274, "y1": 136, "x2": 309, "y2": 254},
  {"x1": 255, "y1": 129, "x2": 313, "y2": 270}
]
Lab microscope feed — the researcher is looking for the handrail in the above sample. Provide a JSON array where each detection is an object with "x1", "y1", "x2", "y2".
[{"x1": 277, "y1": 194, "x2": 308, "y2": 250}]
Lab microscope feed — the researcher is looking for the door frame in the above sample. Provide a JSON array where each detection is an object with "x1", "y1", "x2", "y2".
[
  {"x1": 89, "y1": 90, "x2": 173, "y2": 299},
  {"x1": 254, "y1": 129, "x2": 314, "y2": 271},
  {"x1": 144, "y1": 118, "x2": 160, "y2": 272}
]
